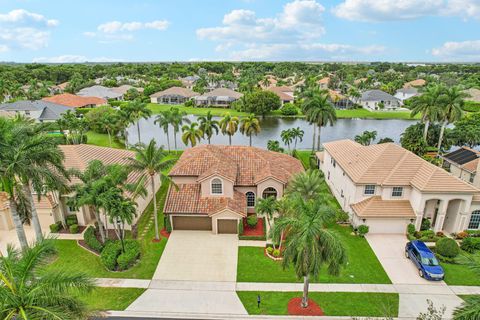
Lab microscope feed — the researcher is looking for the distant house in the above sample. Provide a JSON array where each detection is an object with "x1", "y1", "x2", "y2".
[
  {"x1": 328, "y1": 90, "x2": 352, "y2": 109},
  {"x1": 394, "y1": 87, "x2": 420, "y2": 104},
  {"x1": 463, "y1": 88, "x2": 480, "y2": 103},
  {"x1": 150, "y1": 87, "x2": 198, "y2": 104},
  {"x1": 317, "y1": 77, "x2": 330, "y2": 89},
  {"x1": 50, "y1": 81, "x2": 69, "y2": 94},
  {"x1": 43, "y1": 93, "x2": 107, "y2": 108},
  {"x1": 442, "y1": 147, "x2": 480, "y2": 188},
  {"x1": 258, "y1": 75, "x2": 278, "y2": 88},
  {"x1": 180, "y1": 75, "x2": 200, "y2": 90},
  {"x1": 266, "y1": 86, "x2": 294, "y2": 106},
  {"x1": 77, "y1": 85, "x2": 123, "y2": 100},
  {"x1": 359, "y1": 90, "x2": 401, "y2": 111},
  {"x1": 404, "y1": 79, "x2": 426, "y2": 88},
  {"x1": 206, "y1": 80, "x2": 238, "y2": 91},
  {"x1": 111, "y1": 85, "x2": 144, "y2": 96},
  {"x1": 0, "y1": 100, "x2": 71, "y2": 122},
  {"x1": 194, "y1": 88, "x2": 243, "y2": 108}
]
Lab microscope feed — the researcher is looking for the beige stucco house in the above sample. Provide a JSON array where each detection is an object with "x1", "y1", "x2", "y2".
[
  {"x1": 0, "y1": 144, "x2": 159, "y2": 233},
  {"x1": 317, "y1": 140, "x2": 480, "y2": 235},
  {"x1": 164, "y1": 145, "x2": 304, "y2": 234},
  {"x1": 442, "y1": 147, "x2": 480, "y2": 188}
]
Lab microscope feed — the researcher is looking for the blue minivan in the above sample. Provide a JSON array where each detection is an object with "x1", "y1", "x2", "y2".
[{"x1": 405, "y1": 240, "x2": 444, "y2": 281}]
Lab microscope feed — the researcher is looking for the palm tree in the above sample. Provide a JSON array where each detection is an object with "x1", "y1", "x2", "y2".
[
  {"x1": 286, "y1": 169, "x2": 324, "y2": 201},
  {"x1": 170, "y1": 107, "x2": 191, "y2": 150},
  {"x1": 182, "y1": 122, "x2": 203, "y2": 147},
  {"x1": 437, "y1": 87, "x2": 465, "y2": 152},
  {"x1": 122, "y1": 100, "x2": 152, "y2": 145},
  {"x1": 198, "y1": 111, "x2": 219, "y2": 144},
  {"x1": 453, "y1": 255, "x2": 480, "y2": 319},
  {"x1": 303, "y1": 93, "x2": 336, "y2": 151},
  {"x1": 410, "y1": 85, "x2": 443, "y2": 141},
  {"x1": 240, "y1": 114, "x2": 261, "y2": 146},
  {"x1": 290, "y1": 127, "x2": 304, "y2": 150},
  {"x1": 270, "y1": 196, "x2": 347, "y2": 308},
  {"x1": 281, "y1": 129, "x2": 294, "y2": 152},
  {"x1": 354, "y1": 130, "x2": 378, "y2": 146},
  {"x1": 127, "y1": 139, "x2": 175, "y2": 241},
  {"x1": 154, "y1": 110, "x2": 173, "y2": 152},
  {"x1": 0, "y1": 240, "x2": 95, "y2": 319},
  {"x1": 219, "y1": 113, "x2": 239, "y2": 145},
  {"x1": 255, "y1": 196, "x2": 278, "y2": 231}
]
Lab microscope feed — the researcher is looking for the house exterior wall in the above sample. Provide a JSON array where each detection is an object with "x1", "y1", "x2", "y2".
[
  {"x1": 236, "y1": 186, "x2": 257, "y2": 214},
  {"x1": 171, "y1": 176, "x2": 197, "y2": 184},
  {"x1": 257, "y1": 178, "x2": 285, "y2": 199},
  {"x1": 211, "y1": 209, "x2": 242, "y2": 234},
  {"x1": 200, "y1": 176, "x2": 234, "y2": 198},
  {"x1": 360, "y1": 99, "x2": 400, "y2": 111},
  {"x1": 448, "y1": 164, "x2": 480, "y2": 188}
]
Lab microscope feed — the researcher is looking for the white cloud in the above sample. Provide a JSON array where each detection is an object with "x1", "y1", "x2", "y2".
[
  {"x1": 196, "y1": 0, "x2": 384, "y2": 60},
  {"x1": 0, "y1": 9, "x2": 58, "y2": 51},
  {"x1": 32, "y1": 55, "x2": 122, "y2": 63},
  {"x1": 95, "y1": 20, "x2": 169, "y2": 33},
  {"x1": 332, "y1": 0, "x2": 480, "y2": 22},
  {"x1": 431, "y1": 40, "x2": 480, "y2": 61}
]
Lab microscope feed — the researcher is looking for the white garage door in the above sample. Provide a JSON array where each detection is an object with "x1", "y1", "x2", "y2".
[{"x1": 366, "y1": 218, "x2": 409, "y2": 234}]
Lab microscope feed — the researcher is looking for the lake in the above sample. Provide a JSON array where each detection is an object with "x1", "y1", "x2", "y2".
[{"x1": 127, "y1": 115, "x2": 417, "y2": 150}]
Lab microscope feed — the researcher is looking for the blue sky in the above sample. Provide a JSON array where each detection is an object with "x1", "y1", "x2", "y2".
[{"x1": 0, "y1": 0, "x2": 479, "y2": 62}]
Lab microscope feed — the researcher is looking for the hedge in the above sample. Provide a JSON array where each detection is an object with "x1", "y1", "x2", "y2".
[
  {"x1": 461, "y1": 237, "x2": 480, "y2": 253},
  {"x1": 69, "y1": 224, "x2": 79, "y2": 233},
  {"x1": 100, "y1": 239, "x2": 141, "y2": 271},
  {"x1": 436, "y1": 237, "x2": 460, "y2": 258},
  {"x1": 49, "y1": 221, "x2": 62, "y2": 233},
  {"x1": 66, "y1": 215, "x2": 78, "y2": 227},
  {"x1": 101, "y1": 241, "x2": 122, "y2": 271},
  {"x1": 117, "y1": 240, "x2": 141, "y2": 271},
  {"x1": 84, "y1": 226, "x2": 104, "y2": 253}
]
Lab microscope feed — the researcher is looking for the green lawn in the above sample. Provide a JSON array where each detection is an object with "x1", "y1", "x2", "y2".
[
  {"x1": 147, "y1": 103, "x2": 248, "y2": 117},
  {"x1": 237, "y1": 291, "x2": 399, "y2": 317},
  {"x1": 78, "y1": 287, "x2": 145, "y2": 311},
  {"x1": 336, "y1": 108, "x2": 419, "y2": 120},
  {"x1": 441, "y1": 253, "x2": 480, "y2": 286},
  {"x1": 237, "y1": 224, "x2": 390, "y2": 284},
  {"x1": 86, "y1": 131, "x2": 124, "y2": 149}
]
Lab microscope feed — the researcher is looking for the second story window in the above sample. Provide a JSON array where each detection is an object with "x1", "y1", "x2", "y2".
[
  {"x1": 364, "y1": 185, "x2": 375, "y2": 195},
  {"x1": 470, "y1": 174, "x2": 476, "y2": 184},
  {"x1": 211, "y1": 178, "x2": 223, "y2": 194},
  {"x1": 246, "y1": 192, "x2": 256, "y2": 207},
  {"x1": 392, "y1": 187, "x2": 403, "y2": 197}
]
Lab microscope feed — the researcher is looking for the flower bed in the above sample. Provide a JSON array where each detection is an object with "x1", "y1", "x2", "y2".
[
  {"x1": 288, "y1": 297, "x2": 324, "y2": 316},
  {"x1": 239, "y1": 216, "x2": 266, "y2": 240},
  {"x1": 160, "y1": 228, "x2": 170, "y2": 239}
]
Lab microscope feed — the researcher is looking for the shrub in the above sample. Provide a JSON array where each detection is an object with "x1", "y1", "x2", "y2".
[
  {"x1": 247, "y1": 215, "x2": 258, "y2": 228},
  {"x1": 280, "y1": 103, "x2": 298, "y2": 116},
  {"x1": 49, "y1": 222, "x2": 61, "y2": 233},
  {"x1": 184, "y1": 99, "x2": 194, "y2": 107},
  {"x1": 435, "y1": 253, "x2": 456, "y2": 264},
  {"x1": 117, "y1": 240, "x2": 141, "y2": 271},
  {"x1": 466, "y1": 230, "x2": 480, "y2": 237},
  {"x1": 69, "y1": 224, "x2": 79, "y2": 234},
  {"x1": 84, "y1": 226, "x2": 104, "y2": 253},
  {"x1": 421, "y1": 218, "x2": 431, "y2": 231},
  {"x1": 100, "y1": 241, "x2": 122, "y2": 271},
  {"x1": 336, "y1": 211, "x2": 350, "y2": 224},
  {"x1": 357, "y1": 225, "x2": 369, "y2": 237},
  {"x1": 238, "y1": 219, "x2": 244, "y2": 235},
  {"x1": 421, "y1": 230, "x2": 435, "y2": 240},
  {"x1": 436, "y1": 237, "x2": 460, "y2": 258},
  {"x1": 407, "y1": 223, "x2": 416, "y2": 235},
  {"x1": 414, "y1": 231, "x2": 422, "y2": 239},
  {"x1": 66, "y1": 215, "x2": 78, "y2": 227},
  {"x1": 456, "y1": 231, "x2": 470, "y2": 239},
  {"x1": 165, "y1": 216, "x2": 172, "y2": 233},
  {"x1": 461, "y1": 237, "x2": 480, "y2": 253},
  {"x1": 266, "y1": 247, "x2": 274, "y2": 254},
  {"x1": 273, "y1": 249, "x2": 280, "y2": 257}
]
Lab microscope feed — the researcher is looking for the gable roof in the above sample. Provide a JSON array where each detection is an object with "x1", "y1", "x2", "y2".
[
  {"x1": 43, "y1": 93, "x2": 107, "y2": 108},
  {"x1": 0, "y1": 100, "x2": 71, "y2": 121},
  {"x1": 351, "y1": 196, "x2": 416, "y2": 218},
  {"x1": 404, "y1": 79, "x2": 426, "y2": 88},
  {"x1": 196, "y1": 88, "x2": 243, "y2": 100},
  {"x1": 77, "y1": 85, "x2": 123, "y2": 99},
  {"x1": 266, "y1": 86, "x2": 294, "y2": 101},
  {"x1": 323, "y1": 140, "x2": 478, "y2": 193},
  {"x1": 150, "y1": 86, "x2": 198, "y2": 98},
  {"x1": 169, "y1": 145, "x2": 304, "y2": 186},
  {"x1": 111, "y1": 85, "x2": 144, "y2": 95},
  {"x1": 360, "y1": 90, "x2": 399, "y2": 102}
]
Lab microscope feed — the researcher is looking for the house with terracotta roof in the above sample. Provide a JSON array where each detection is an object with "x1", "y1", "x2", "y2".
[
  {"x1": 317, "y1": 77, "x2": 330, "y2": 89},
  {"x1": 317, "y1": 140, "x2": 480, "y2": 234},
  {"x1": 443, "y1": 147, "x2": 480, "y2": 188},
  {"x1": 150, "y1": 86, "x2": 198, "y2": 104},
  {"x1": 164, "y1": 145, "x2": 304, "y2": 234},
  {"x1": 193, "y1": 88, "x2": 243, "y2": 108},
  {"x1": 0, "y1": 144, "x2": 159, "y2": 232},
  {"x1": 266, "y1": 86, "x2": 294, "y2": 106},
  {"x1": 43, "y1": 93, "x2": 107, "y2": 108},
  {"x1": 404, "y1": 79, "x2": 426, "y2": 88}
]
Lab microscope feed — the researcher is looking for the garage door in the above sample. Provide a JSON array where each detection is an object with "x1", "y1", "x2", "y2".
[
  {"x1": 172, "y1": 216, "x2": 212, "y2": 231},
  {"x1": 217, "y1": 219, "x2": 238, "y2": 234},
  {"x1": 366, "y1": 218, "x2": 409, "y2": 234}
]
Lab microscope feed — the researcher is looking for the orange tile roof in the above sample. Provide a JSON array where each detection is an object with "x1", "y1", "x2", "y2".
[
  {"x1": 404, "y1": 79, "x2": 426, "y2": 88},
  {"x1": 164, "y1": 184, "x2": 246, "y2": 216},
  {"x1": 323, "y1": 140, "x2": 478, "y2": 193},
  {"x1": 351, "y1": 196, "x2": 416, "y2": 218},
  {"x1": 43, "y1": 93, "x2": 107, "y2": 108},
  {"x1": 169, "y1": 145, "x2": 304, "y2": 186},
  {"x1": 317, "y1": 77, "x2": 330, "y2": 84}
]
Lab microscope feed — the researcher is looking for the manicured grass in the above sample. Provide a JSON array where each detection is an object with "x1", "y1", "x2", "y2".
[
  {"x1": 237, "y1": 224, "x2": 390, "y2": 284},
  {"x1": 237, "y1": 291, "x2": 399, "y2": 317},
  {"x1": 294, "y1": 150, "x2": 313, "y2": 169},
  {"x1": 78, "y1": 287, "x2": 145, "y2": 311},
  {"x1": 336, "y1": 108, "x2": 419, "y2": 120},
  {"x1": 86, "y1": 131, "x2": 124, "y2": 149},
  {"x1": 147, "y1": 103, "x2": 248, "y2": 117},
  {"x1": 441, "y1": 253, "x2": 480, "y2": 286}
]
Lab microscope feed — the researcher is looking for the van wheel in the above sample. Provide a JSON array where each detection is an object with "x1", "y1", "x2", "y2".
[
  {"x1": 419, "y1": 269, "x2": 424, "y2": 278},
  {"x1": 405, "y1": 251, "x2": 409, "y2": 259}
]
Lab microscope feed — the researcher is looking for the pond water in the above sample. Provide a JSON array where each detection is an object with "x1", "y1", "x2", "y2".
[{"x1": 127, "y1": 115, "x2": 417, "y2": 150}]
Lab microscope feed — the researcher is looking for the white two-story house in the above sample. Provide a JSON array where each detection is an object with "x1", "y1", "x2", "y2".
[{"x1": 317, "y1": 140, "x2": 480, "y2": 234}]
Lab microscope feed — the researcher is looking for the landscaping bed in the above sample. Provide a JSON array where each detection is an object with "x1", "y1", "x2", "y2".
[
  {"x1": 236, "y1": 291, "x2": 399, "y2": 317},
  {"x1": 239, "y1": 216, "x2": 266, "y2": 240}
]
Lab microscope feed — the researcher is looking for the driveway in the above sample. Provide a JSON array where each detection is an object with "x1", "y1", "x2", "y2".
[
  {"x1": 0, "y1": 224, "x2": 50, "y2": 255},
  {"x1": 127, "y1": 231, "x2": 247, "y2": 316},
  {"x1": 366, "y1": 234, "x2": 463, "y2": 318}
]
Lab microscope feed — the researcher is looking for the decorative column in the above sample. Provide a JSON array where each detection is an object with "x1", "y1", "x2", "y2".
[{"x1": 434, "y1": 200, "x2": 448, "y2": 232}]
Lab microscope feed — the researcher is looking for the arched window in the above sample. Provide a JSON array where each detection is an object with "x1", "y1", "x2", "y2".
[
  {"x1": 246, "y1": 192, "x2": 256, "y2": 207},
  {"x1": 468, "y1": 210, "x2": 480, "y2": 229},
  {"x1": 211, "y1": 178, "x2": 223, "y2": 194},
  {"x1": 262, "y1": 187, "x2": 277, "y2": 199}
]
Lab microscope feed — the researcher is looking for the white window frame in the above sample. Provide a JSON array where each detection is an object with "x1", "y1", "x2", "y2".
[
  {"x1": 246, "y1": 192, "x2": 256, "y2": 207},
  {"x1": 468, "y1": 210, "x2": 480, "y2": 230},
  {"x1": 211, "y1": 178, "x2": 223, "y2": 195},
  {"x1": 364, "y1": 185, "x2": 376, "y2": 195},
  {"x1": 392, "y1": 187, "x2": 403, "y2": 197}
]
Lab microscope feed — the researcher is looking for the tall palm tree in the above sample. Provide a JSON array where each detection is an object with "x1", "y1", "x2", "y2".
[
  {"x1": 219, "y1": 113, "x2": 239, "y2": 145},
  {"x1": 127, "y1": 139, "x2": 175, "y2": 241},
  {"x1": 255, "y1": 196, "x2": 278, "y2": 231},
  {"x1": 290, "y1": 127, "x2": 304, "y2": 150},
  {"x1": 198, "y1": 111, "x2": 219, "y2": 144},
  {"x1": 170, "y1": 107, "x2": 190, "y2": 150},
  {"x1": 286, "y1": 169, "x2": 324, "y2": 201},
  {"x1": 240, "y1": 114, "x2": 261, "y2": 146},
  {"x1": 281, "y1": 129, "x2": 294, "y2": 152},
  {"x1": 155, "y1": 110, "x2": 173, "y2": 152},
  {"x1": 410, "y1": 85, "x2": 443, "y2": 141},
  {"x1": 122, "y1": 100, "x2": 152, "y2": 145},
  {"x1": 303, "y1": 93, "x2": 336, "y2": 151},
  {"x1": 182, "y1": 122, "x2": 203, "y2": 147},
  {"x1": 270, "y1": 196, "x2": 347, "y2": 308},
  {"x1": 437, "y1": 87, "x2": 465, "y2": 152},
  {"x1": 0, "y1": 240, "x2": 95, "y2": 319}
]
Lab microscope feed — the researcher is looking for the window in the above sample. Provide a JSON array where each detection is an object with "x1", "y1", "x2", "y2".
[
  {"x1": 468, "y1": 210, "x2": 480, "y2": 229},
  {"x1": 68, "y1": 205, "x2": 77, "y2": 213},
  {"x1": 392, "y1": 187, "x2": 403, "y2": 197},
  {"x1": 262, "y1": 187, "x2": 277, "y2": 199},
  {"x1": 327, "y1": 171, "x2": 330, "y2": 180},
  {"x1": 470, "y1": 174, "x2": 476, "y2": 184},
  {"x1": 246, "y1": 192, "x2": 255, "y2": 207},
  {"x1": 332, "y1": 159, "x2": 336, "y2": 168},
  {"x1": 211, "y1": 178, "x2": 223, "y2": 194},
  {"x1": 364, "y1": 185, "x2": 375, "y2": 195},
  {"x1": 341, "y1": 190, "x2": 344, "y2": 198}
]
